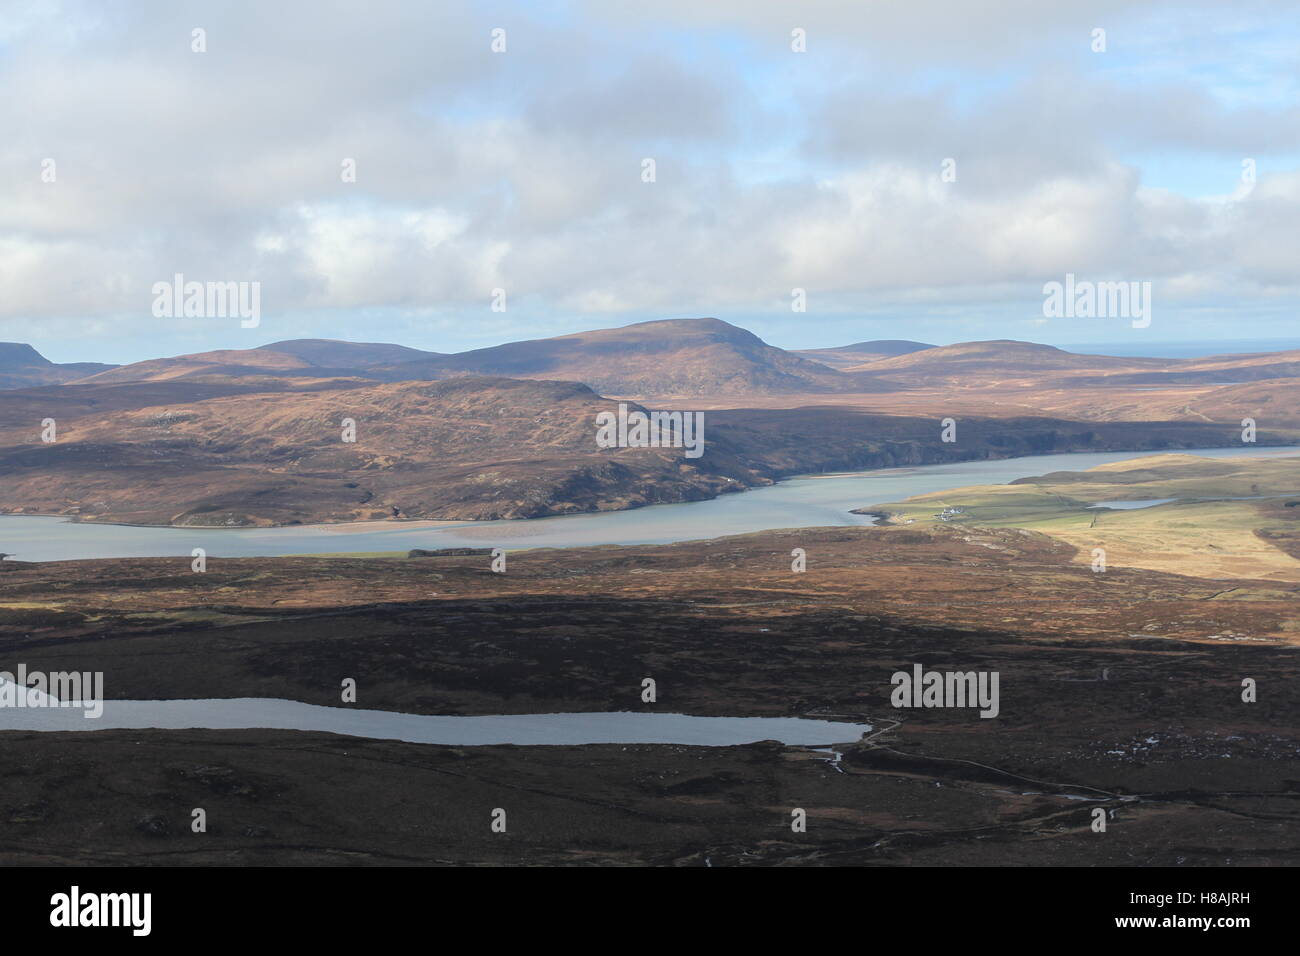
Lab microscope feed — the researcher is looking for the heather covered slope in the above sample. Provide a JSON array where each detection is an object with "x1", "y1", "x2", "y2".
[
  {"x1": 850, "y1": 340, "x2": 1175, "y2": 380},
  {"x1": 259, "y1": 338, "x2": 441, "y2": 368},
  {"x1": 1066, "y1": 348, "x2": 1300, "y2": 386},
  {"x1": 67, "y1": 319, "x2": 882, "y2": 398},
  {"x1": 381, "y1": 318, "x2": 872, "y2": 396},
  {"x1": 0, "y1": 376, "x2": 758, "y2": 525},
  {"x1": 0, "y1": 367, "x2": 1267, "y2": 526},
  {"x1": 851, "y1": 339, "x2": 1300, "y2": 390},
  {"x1": 1, "y1": 526, "x2": 1295, "y2": 865},
  {"x1": 796, "y1": 339, "x2": 935, "y2": 369},
  {"x1": 19, "y1": 324, "x2": 1300, "y2": 422},
  {"x1": 75, "y1": 347, "x2": 319, "y2": 384},
  {"x1": 2, "y1": 321, "x2": 1296, "y2": 528},
  {"x1": 0, "y1": 342, "x2": 116, "y2": 389}
]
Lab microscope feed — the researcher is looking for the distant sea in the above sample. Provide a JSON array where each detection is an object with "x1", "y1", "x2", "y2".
[{"x1": 1060, "y1": 339, "x2": 1300, "y2": 359}]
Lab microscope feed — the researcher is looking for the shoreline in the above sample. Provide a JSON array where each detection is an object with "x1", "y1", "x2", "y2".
[
  {"x1": 0, "y1": 443, "x2": 1295, "y2": 534},
  {"x1": 0, "y1": 512, "x2": 479, "y2": 533}
]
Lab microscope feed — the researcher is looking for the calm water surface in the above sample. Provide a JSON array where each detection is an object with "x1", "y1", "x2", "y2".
[
  {"x1": 1, "y1": 446, "x2": 1295, "y2": 562},
  {"x1": 0, "y1": 690, "x2": 871, "y2": 747}
]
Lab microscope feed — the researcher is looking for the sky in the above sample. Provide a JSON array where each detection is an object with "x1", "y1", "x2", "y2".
[{"x1": 3, "y1": 0, "x2": 1299, "y2": 364}]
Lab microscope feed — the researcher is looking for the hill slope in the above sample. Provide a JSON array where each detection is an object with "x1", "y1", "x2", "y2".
[
  {"x1": 0, "y1": 376, "x2": 764, "y2": 525},
  {"x1": 0, "y1": 343, "x2": 116, "y2": 389},
  {"x1": 259, "y1": 339, "x2": 442, "y2": 368},
  {"x1": 386, "y1": 318, "x2": 871, "y2": 396},
  {"x1": 796, "y1": 339, "x2": 935, "y2": 369},
  {"x1": 852, "y1": 340, "x2": 1174, "y2": 380},
  {"x1": 71, "y1": 319, "x2": 878, "y2": 398}
]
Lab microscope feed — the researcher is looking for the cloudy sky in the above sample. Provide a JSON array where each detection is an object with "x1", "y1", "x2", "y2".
[{"x1": 3, "y1": 0, "x2": 1299, "y2": 363}]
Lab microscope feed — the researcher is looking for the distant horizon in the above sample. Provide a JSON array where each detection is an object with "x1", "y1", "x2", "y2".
[
  {"x1": 12, "y1": 316, "x2": 1300, "y2": 369},
  {"x1": 7, "y1": 3, "x2": 1300, "y2": 368}
]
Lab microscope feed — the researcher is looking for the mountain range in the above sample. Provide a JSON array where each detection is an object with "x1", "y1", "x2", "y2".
[
  {"x1": 8, "y1": 317, "x2": 1300, "y2": 399},
  {"x1": 44, "y1": 318, "x2": 860, "y2": 397},
  {"x1": 1, "y1": 317, "x2": 1296, "y2": 527}
]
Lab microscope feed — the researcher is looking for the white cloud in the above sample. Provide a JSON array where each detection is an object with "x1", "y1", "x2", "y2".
[{"x1": 0, "y1": 0, "x2": 1297, "y2": 357}]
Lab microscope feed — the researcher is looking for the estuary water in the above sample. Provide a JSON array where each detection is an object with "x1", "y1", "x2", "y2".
[{"x1": 1, "y1": 445, "x2": 1295, "y2": 562}]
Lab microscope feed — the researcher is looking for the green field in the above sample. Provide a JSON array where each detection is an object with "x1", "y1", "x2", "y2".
[{"x1": 863, "y1": 454, "x2": 1300, "y2": 581}]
